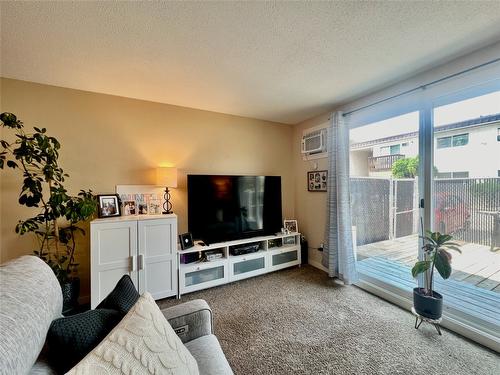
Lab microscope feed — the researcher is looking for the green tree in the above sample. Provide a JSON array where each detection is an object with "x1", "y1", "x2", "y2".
[
  {"x1": 392, "y1": 156, "x2": 419, "y2": 178},
  {"x1": 0, "y1": 112, "x2": 96, "y2": 284}
]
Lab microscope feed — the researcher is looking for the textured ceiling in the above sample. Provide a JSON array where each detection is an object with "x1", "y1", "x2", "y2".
[{"x1": 1, "y1": 2, "x2": 500, "y2": 124}]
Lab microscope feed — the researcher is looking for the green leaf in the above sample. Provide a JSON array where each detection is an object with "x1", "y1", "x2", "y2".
[
  {"x1": 435, "y1": 249, "x2": 452, "y2": 279},
  {"x1": 445, "y1": 245, "x2": 462, "y2": 254},
  {"x1": 412, "y1": 261, "x2": 431, "y2": 278}
]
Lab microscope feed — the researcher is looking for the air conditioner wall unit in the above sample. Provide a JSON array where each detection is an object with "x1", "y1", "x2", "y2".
[{"x1": 301, "y1": 128, "x2": 327, "y2": 155}]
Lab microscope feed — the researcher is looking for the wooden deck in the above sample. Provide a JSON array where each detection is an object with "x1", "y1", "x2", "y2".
[
  {"x1": 357, "y1": 257, "x2": 500, "y2": 331},
  {"x1": 357, "y1": 234, "x2": 500, "y2": 293}
]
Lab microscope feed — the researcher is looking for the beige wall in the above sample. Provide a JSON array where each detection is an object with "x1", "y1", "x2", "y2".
[
  {"x1": 0, "y1": 78, "x2": 295, "y2": 298},
  {"x1": 292, "y1": 113, "x2": 330, "y2": 269}
]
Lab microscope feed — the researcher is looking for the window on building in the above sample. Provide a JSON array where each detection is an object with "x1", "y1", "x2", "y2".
[
  {"x1": 452, "y1": 133, "x2": 469, "y2": 147},
  {"x1": 390, "y1": 144, "x2": 400, "y2": 154},
  {"x1": 436, "y1": 133, "x2": 469, "y2": 148},
  {"x1": 437, "y1": 137, "x2": 452, "y2": 149},
  {"x1": 436, "y1": 171, "x2": 469, "y2": 179},
  {"x1": 436, "y1": 172, "x2": 452, "y2": 179}
]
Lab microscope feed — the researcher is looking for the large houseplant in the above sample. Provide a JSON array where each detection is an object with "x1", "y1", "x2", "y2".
[
  {"x1": 0, "y1": 112, "x2": 96, "y2": 310},
  {"x1": 411, "y1": 230, "x2": 461, "y2": 319}
]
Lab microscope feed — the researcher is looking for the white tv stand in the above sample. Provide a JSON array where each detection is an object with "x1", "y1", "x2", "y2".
[{"x1": 177, "y1": 232, "x2": 301, "y2": 297}]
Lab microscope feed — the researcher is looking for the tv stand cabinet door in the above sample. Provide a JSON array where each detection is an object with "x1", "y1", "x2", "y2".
[
  {"x1": 138, "y1": 218, "x2": 177, "y2": 299},
  {"x1": 229, "y1": 252, "x2": 267, "y2": 282},
  {"x1": 91, "y1": 220, "x2": 138, "y2": 309}
]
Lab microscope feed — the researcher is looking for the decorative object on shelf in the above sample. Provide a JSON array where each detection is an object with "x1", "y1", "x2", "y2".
[
  {"x1": 148, "y1": 195, "x2": 162, "y2": 215},
  {"x1": 411, "y1": 229, "x2": 461, "y2": 321},
  {"x1": 157, "y1": 167, "x2": 178, "y2": 214},
  {"x1": 204, "y1": 250, "x2": 224, "y2": 261},
  {"x1": 122, "y1": 200, "x2": 136, "y2": 215},
  {"x1": 284, "y1": 219, "x2": 298, "y2": 233},
  {"x1": 97, "y1": 194, "x2": 121, "y2": 218},
  {"x1": 179, "y1": 232, "x2": 194, "y2": 250},
  {"x1": 307, "y1": 170, "x2": 328, "y2": 192},
  {"x1": 0, "y1": 112, "x2": 97, "y2": 311}
]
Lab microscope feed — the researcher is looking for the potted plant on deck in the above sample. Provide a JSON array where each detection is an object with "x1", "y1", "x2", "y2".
[
  {"x1": 0, "y1": 112, "x2": 96, "y2": 311},
  {"x1": 411, "y1": 230, "x2": 461, "y2": 319}
]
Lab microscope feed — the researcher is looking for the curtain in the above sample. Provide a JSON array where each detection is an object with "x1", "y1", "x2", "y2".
[{"x1": 322, "y1": 111, "x2": 358, "y2": 284}]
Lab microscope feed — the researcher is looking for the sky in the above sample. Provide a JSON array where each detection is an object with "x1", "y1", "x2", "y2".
[{"x1": 350, "y1": 90, "x2": 500, "y2": 143}]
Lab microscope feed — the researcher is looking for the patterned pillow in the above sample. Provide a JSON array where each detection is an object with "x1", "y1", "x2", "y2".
[
  {"x1": 96, "y1": 274, "x2": 140, "y2": 314},
  {"x1": 47, "y1": 308, "x2": 123, "y2": 373},
  {"x1": 67, "y1": 293, "x2": 199, "y2": 375}
]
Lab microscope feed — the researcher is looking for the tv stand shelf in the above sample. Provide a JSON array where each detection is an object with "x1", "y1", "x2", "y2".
[{"x1": 177, "y1": 232, "x2": 301, "y2": 297}]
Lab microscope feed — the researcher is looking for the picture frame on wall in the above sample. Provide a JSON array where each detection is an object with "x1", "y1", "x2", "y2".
[
  {"x1": 284, "y1": 219, "x2": 298, "y2": 233},
  {"x1": 307, "y1": 170, "x2": 328, "y2": 192},
  {"x1": 97, "y1": 194, "x2": 121, "y2": 218}
]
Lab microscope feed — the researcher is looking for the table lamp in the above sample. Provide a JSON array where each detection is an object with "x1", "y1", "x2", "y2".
[{"x1": 156, "y1": 167, "x2": 178, "y2": 214}]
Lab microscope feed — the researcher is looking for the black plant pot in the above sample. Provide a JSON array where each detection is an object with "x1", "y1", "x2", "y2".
[
  {"x1": 413, "y1": 287, "x2": 443, "y2": 320},
  {"x1": 62, "y1": 277, "x2": 80, "y2": 313}
]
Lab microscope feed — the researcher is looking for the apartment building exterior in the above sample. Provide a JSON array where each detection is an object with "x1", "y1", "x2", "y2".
[{"x1": 350, "y1": 113, "x2": 500, "y2": 178}]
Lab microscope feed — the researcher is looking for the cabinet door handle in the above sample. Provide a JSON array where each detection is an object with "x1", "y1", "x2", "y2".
[
  {"x1": 138, "y1": 254, "x2": 145, "y2": 270},
  {"x1": 131, "y1": 255, "x2": 137, "y2": 272}
]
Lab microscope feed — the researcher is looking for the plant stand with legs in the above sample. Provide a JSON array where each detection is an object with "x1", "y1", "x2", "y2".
[{"x1": 412, "y1": 307, "x2": 442, "y2": 335}]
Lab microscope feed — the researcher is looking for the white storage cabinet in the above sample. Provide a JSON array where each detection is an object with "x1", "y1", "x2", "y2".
[{"x1": 90, "y1": 214, "x2": 177, "y2": 308}]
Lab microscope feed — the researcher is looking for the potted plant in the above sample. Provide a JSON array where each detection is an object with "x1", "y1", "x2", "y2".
[
  {"x1": 411, "y1": 230, "x2": 461, "y2": 319},
  {"x1": 0, "y1": 112, "x2": 97, "y2": 311}
]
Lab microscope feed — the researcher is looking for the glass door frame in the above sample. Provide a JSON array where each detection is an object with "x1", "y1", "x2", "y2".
[{"x1": 354, "y1": 79, "x2": 500, "y2": 351}]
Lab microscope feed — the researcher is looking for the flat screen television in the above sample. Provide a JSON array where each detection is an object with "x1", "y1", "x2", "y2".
[{"x1": 188, "y1": 175, "x2": 282, "y2": 244}]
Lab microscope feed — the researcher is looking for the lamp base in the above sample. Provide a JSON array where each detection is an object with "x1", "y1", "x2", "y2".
[{"x1": 163, "y1": 187, "x2": 173, "y2": 214}]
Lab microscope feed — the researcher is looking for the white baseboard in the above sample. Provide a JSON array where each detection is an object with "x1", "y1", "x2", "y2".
[{"x1": 308, "y1": 259, "x2": 328, "y2": 273}]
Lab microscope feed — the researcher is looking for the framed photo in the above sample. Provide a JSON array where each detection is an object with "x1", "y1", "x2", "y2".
[
  {"x1": 308, "y1": 170, "x2": 328, "y2": 192},
  {"x1": 122, "y1": 200, "x2": 136, "y2": 216},
  {"x1": 148, "y1": 196, "x2": 162, "y2": 215},
  {"x1": 98, "y1": 194, "x2": 121, "y2": 218},
  {"x1": 137, "y1": 202, "x2": 148, "y2": 215},
  {"x1": 179, "y1": 232, "x2": 194, "y2": 250},
  {"x1": 284, "y1": 219, "x2": 298, "y2": 233}
]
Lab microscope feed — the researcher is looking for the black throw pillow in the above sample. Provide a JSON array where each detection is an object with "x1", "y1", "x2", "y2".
[
  {"x1": 47, "y1": 308, "x2": 122, "y2": 374},
  {"x1": 47, "y1": 275, "x2": 140, "y2": 373},
  {"x1": 96, "y1": 274, "x2": 140, "y2": 314}
]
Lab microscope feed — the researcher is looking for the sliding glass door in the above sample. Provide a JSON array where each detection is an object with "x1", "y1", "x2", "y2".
[
  {"x1": 431, "y1": 89, "x2": 500, "y2": 337},
  {"x1": 350, "y1": 111, "x2": 421, "y2": 296},
  {"x1": 349, "y1": 82, "x2": 500, "y2": 346}
]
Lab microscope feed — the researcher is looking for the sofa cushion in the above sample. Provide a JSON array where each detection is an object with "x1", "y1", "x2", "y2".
[
  {"x1": 96, "y1": 274, "x2": 140, "y2": 314},
  {"x1": 47, "y1": 308, "x2": 123, "y2": 373},
  {"x1": 67, "y1": 293, "x2": 199, "y2": 375},
  {"x1": 0, "y1": 256, "x2": 63, "y2": 375},
  {"x1": 185, "y1": 335, "x2": 233, "y2": 375}
]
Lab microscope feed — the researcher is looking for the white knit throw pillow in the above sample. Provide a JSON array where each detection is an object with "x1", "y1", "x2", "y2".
[{"x1": 67, "y1": 293, "x2": 199, "y2": 375}]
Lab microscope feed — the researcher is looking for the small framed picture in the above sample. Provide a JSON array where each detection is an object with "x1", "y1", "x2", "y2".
[
  {"x1": 307, "y1": 170, "x2": 328, "y2": 192},
  {"x1": 137, "y1": 202, "x2": 148, "y2": 215},
  {"x1": 284, "y1": 219, "x2": 298, "y2": 233},
  {"x1": 148, "y1": 196, "x2": 162, "y2": 215},
  {"x1": 98, "y1": 194, "x2": 121, "y2": 218},
  {"x1": 122, "y1": 200, "x2": 136, "y2": 216},
  {"x1": 179, "y1": 232, "x2": 194, "y2": 250}
]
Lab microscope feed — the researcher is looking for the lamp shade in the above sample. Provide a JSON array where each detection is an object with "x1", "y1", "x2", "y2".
[{"x1": 156, "y1": 167, "x2": 178, "y2": 188}]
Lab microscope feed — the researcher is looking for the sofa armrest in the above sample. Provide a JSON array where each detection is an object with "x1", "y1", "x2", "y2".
[{"x1": 161, "y1": 299, "x2": 213, "y2": 343}]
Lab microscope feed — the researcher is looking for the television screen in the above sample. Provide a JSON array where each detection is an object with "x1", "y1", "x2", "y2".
[{"x1": 188, "y1": 175, "x2": 282, "y2": 243}]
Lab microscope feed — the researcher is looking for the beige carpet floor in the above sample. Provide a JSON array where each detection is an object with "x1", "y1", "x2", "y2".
[{"x1": 158, "y1": 265, "x2": 499, "y2": 375}]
